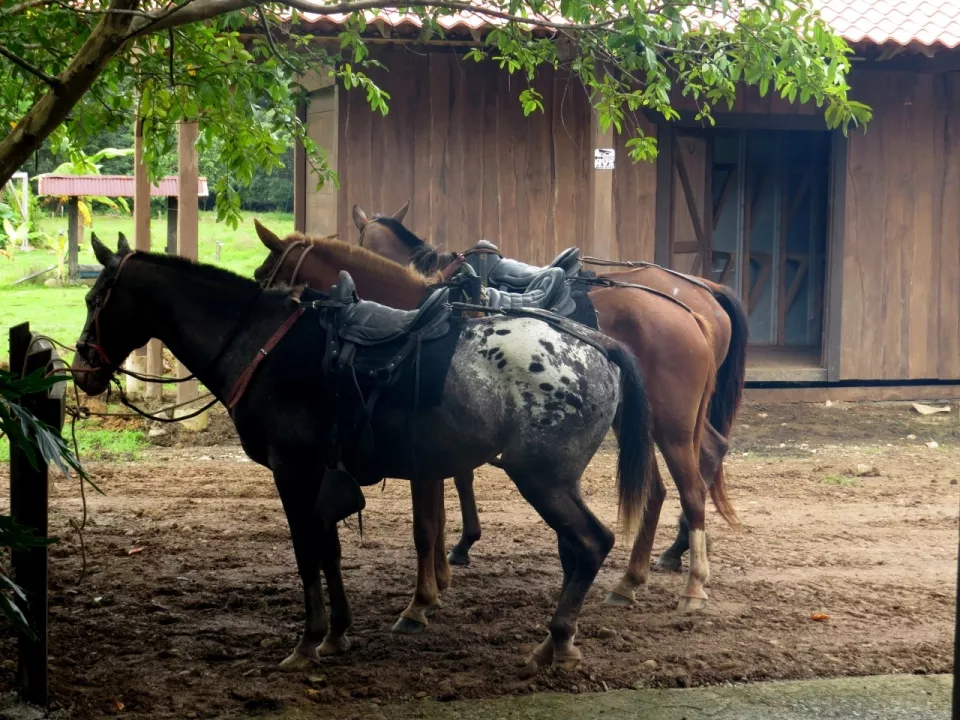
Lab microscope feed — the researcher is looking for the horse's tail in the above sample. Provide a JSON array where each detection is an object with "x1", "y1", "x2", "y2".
[
  {"x1": 689, "y1": 305, "x2": 740, "y2": 529},
  {"x1": 604, "y1": 341, "x2": 653, "y2": 539},
  {"x1": 708, "y1": 282, "x2": 749, "y2": 439}
]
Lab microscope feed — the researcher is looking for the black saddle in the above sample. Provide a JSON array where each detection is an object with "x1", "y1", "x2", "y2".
[
  {"x1": 307, "y1": 271, "x2": 459, "y2": 514},
  {"x1": 456, "y1": 263, "x2": 577, "y2": 317},
  {"x1": 464, "y1": 239, "x2": 583, "y2": 292},
  {"x1": 327, "y1": 271, "x2": 453, "y2": 346}
]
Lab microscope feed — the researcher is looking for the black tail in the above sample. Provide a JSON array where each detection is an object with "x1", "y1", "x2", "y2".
[
  {"x1": 605, "y1": 343, "x2": 653, "y2": 539},
  {"x1": 709, "y1": 284, "x2": 749, "y2": 438}
]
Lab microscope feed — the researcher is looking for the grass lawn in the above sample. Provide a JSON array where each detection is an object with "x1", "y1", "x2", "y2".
[{"x1": 0, "y1": 209, "x2": 294, "y2": 363}]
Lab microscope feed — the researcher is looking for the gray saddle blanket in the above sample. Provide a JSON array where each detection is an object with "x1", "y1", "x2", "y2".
[{"x1": 313, "y1": 270, "x2": 453, "y2": 346}]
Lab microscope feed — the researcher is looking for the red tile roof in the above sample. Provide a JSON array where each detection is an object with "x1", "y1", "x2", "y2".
[
  {"x1": 292, "y1": 0, "x2": 960, "y2": 49},
  {"x1": 36, "y1": 175, "x2": 209, "y2": 198},
  {"x1": 817, "y1": 0, "x2": 960, "y2": 49}
]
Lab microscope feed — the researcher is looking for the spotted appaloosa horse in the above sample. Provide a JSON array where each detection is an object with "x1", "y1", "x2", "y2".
[
  {"x1": 259, "y1": 213, "x2": 735, "y2": 613},
  {"x1": 73, "y1": 232, "x2": 655, "y2": 675}
]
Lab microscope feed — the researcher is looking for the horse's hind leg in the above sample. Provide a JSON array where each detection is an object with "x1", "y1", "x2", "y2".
[
  {"x1": 448, "y1": 470, "x2": 481, "y2": 566},
  {"x1": 393, "y1": 477, "x2": 445, "y2": 634},
  {"x1": 604, "y1": 462, "x2": 666, "y2": 606},
  {"x1": 510, "y1": 473, "x2": 614, "y2": 677},
  {"x1": 658, "y1": 438, "x2": 710, "y2": 612},
  {"x1": 656, "y1": 422, "x2": 725, "y2": 572}
]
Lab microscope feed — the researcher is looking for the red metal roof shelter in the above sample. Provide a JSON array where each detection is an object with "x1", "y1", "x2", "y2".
[{"x1": 37, "y1": 174, "x2": 209, "y2": 198}]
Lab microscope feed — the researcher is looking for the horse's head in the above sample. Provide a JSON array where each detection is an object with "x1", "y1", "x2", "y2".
[
  {"x1": 352, "y1": 201, "x2": 415, "y2": 266},
  {"x1": 252, "y1": 219, "x2": 308, "y2": 289},
  {"x1": 353, "y1": 201, "x2": 463, "y2": 276},
  {"x1": 72, "y1": 233, "x2": 150, "y2": 396}
]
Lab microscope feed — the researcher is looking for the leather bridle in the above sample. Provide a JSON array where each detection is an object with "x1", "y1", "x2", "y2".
[
  {"x1": 262, "y1": 241, "x2": 314, "y2": 289},
  {"x1": 76, "y1": 251, "x2": 137, "y2": 372}
]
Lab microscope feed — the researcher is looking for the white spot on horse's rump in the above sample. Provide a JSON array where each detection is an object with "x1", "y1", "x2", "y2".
[
  {"x1": 673, "y1": 287, "x2": 679, "y2": 296},
  {"x1": 464, "y1": 316, "x2": 605, "y2": 426}
]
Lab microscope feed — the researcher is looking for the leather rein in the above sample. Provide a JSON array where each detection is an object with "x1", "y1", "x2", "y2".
[{"x1": 78, "y1": 251, "x2": 306, "y2": 413}]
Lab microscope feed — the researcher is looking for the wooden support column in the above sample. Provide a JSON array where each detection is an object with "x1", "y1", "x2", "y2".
[
  {"x1": 66, "y1": 197, "x2": 80, "y2": 281},
  {"x1": 166, "y1": 197, "x2": 178, "y2": 254},
  {"x1": 300, "y1": 70, "x2": 338, "y2": 238},
  {"x1": 175, "y1": 120, "x2": 207, "y2": 428},
  {"x1": 127, "y1": 118, "x2": 152, "y2": 398},
  {"x1": 589, "y1": 110, "x2": 615, "y2": 259},
  {"x1": 293, "y1": 100, "x2": 307, "y2": 234}
]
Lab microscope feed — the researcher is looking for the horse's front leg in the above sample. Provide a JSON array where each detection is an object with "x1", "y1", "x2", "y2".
[
  {"x1": 272, "y1": 461, "x2": 350, "y2": 669},
  {"x1": 448, "y1": 469, "x2": 481, "y2": 566},
  {"x1": 393, "y1": 476, "x2": 445, "y2": 634}
]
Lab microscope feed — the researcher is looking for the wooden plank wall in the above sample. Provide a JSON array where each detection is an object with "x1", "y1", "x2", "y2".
[
  {"x1": 337, "y1": 46, "x2": 593, "y2": 265},
  {"x1": 840, "y1": 70, "x2": 960, "y2": 380},
  {"x1": 611, "y1": 116, "x2": 658, "y2": 261}
]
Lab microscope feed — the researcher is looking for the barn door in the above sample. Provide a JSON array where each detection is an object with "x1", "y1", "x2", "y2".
[{"x1": 669, "y1": 131, "x2": 713, "y2": 278}]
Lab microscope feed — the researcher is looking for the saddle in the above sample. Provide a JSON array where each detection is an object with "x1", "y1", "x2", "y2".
[
  {"x1": 330, "y1": 271, "x2": 453, "y2": 346},
  {"x1": 306, "y1": 271, "x2": 457, "y2": 525},
  {"x1": 457, "y1": 263, "x2": 577, "y2": 317},
  {"x1": 459, "y1": 240, "x2": 583, "y2": 318},
  {"x1": 465, "y1": 239, "x2": 583, "y2": 291}
]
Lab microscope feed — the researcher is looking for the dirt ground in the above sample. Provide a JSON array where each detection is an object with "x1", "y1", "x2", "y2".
[{"x1": 1, "y1": 400, "x2": 958, "y2": 718}]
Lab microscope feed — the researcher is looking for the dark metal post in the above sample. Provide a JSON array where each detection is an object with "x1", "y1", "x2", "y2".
[{"x1": 8, "y1": 322, "x2": 66, "y2": 707}]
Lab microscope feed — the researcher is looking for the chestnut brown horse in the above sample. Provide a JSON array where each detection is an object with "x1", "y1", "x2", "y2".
[
  {"x1": 352, "y1": 202, "x2": 747, "y2": 610},
  {"x1": 259, "y1": 215, "x2": 732, "y2": 612}
]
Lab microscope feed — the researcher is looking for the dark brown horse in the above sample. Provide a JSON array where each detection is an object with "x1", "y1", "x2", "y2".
[{"x1": 264, "y1": 214, "x2": 733, "y2": 613}]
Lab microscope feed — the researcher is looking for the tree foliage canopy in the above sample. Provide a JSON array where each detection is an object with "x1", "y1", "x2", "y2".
[{"x1": 0, "y1": 0, "x2": 872, "y2": 228}]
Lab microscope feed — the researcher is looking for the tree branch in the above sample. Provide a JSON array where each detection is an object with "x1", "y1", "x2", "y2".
[
  {"x1": 129, "y1": 0, "x2": 627, "y2": 38},
  {"x1": 0, "y1": 44, "x2": 62, "y2": 89}
]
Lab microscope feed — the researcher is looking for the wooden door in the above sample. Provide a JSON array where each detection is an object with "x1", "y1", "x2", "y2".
[{"x1": 669, "y1": 131, "x2": 713, "y2": 277}]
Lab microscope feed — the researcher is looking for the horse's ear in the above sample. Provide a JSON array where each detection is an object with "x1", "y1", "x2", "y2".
[
  {"x1": 352, "y1": 204, "x2": 369, "y2": 231},
  {"x1": 392, "y1": 201, "x2": 410, "y2": 223},
  {"x1": 254, "y1": 218, "x2": 284, "y2": 252},
  {"x1": 91, "y1": 233, "x2": 116, "y2": 267},
  {"x1": 116, "y1": 232, "x2": 132, "y2": 255}
]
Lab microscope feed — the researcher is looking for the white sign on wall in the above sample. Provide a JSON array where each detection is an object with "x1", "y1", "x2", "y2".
[{"x1": 594, "y1": 148, "x2": 615, "y2": 170}]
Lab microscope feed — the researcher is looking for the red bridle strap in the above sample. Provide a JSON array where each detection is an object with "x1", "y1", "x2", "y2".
[{"x1": 224, "y1": 306, "x2": 306, "y2": 410}]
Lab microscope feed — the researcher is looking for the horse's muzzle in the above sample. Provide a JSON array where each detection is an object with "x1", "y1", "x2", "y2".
[{"x1": 70, "y1": 350, "x2": 112, "y2": 396}]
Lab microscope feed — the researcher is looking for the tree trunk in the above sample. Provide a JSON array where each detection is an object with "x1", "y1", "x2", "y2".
[{"x1": 0, "y1": 0, "x2": 140, "y2": 186}]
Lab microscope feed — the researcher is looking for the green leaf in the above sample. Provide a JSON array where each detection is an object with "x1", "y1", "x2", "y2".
[{"x1": 0, "y1": 592, "x2": 35, "y2": 640}]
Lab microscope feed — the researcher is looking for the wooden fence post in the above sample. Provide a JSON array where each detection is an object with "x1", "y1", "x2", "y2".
[
  {"x1": 66, "y1": 198, "x2": 80, "y2": 282},
  {"x1": 8, "y1": 321, "x2": 66, "y2": 707}
]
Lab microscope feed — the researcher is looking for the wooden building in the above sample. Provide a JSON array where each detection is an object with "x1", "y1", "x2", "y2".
[{"x1": 292, "y1": 2, "x2": 960, "y2": 398}]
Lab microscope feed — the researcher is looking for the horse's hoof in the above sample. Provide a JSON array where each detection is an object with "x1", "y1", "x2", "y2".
[
  {"x1": 318, "y1": 635, "x2": 351, "y2": 656},
  {"x1": 552, "y1": 645, "x2": 583, "y2": 670},
  {"x1": 603, "y1": 590, "x2": 635, "y2": 607},
  {"x1": 279, "y1": 650, "x2": 317, "y2": 671},
  {"x1": 677, "y1": 595, "x2": 708, "y2": 613},
  {"x1": 448, "y1": 549, "x2": 471, "y2": 566},
  {"x1": 392, "y1": 616, "x2": 427, "y2": 635},
  {"x1": 517, "y1": 659, "x2": 540, "y2": 679},
  {"x1": 655, "y1": 554, "x2": 683, "y2": 573}
]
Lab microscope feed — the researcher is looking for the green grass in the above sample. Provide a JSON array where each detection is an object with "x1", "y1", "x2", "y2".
[
  {"x1": 0, "y1": 209, "x2": 294, "y2": 363},
  {"x1": 0, "y1": 423, "x2": 146, "y2": 463},
  {"x1": 822, "y1": 474, "x2": 857, "y2": 487}
]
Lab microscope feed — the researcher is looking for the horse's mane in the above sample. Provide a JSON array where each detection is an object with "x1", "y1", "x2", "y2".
[
  {"x1": 136, "y1": 251, "x2": 262, "y2": 293},
  {"x1": 371, "y1": 216, "x2": 426, "y2": 249},
  {"x1": 281, "y1": 231, "x2": 436, "y2": 287}
]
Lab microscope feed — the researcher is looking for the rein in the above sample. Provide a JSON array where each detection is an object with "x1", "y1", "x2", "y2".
[{"x1": 581, "y1": 255, "x2": 714, "y2": 294}]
